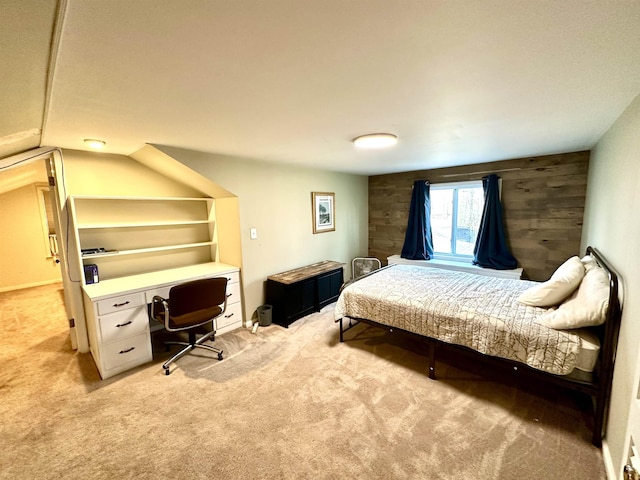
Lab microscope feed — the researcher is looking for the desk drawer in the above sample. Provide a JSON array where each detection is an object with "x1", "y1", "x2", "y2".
[
  {"x1": 101, "y1": 334, "x2": 152, "y2": 371},
  {"x1": 217, "y1": 302, "x2": 243, "y2": 330},
  {"x1": 143, "y1": 272, "x2": 239, "y2": 304},
  {"x1": 219, "y1": 271, "x2": 240, "y2": 284},
  {"x1": 101, "y1": 334, "x2": 152, "y2": 370},
  {"x1": 99, "y1": 306, "x2": 149, "y2": 343},
  {"x1": 225, "y1": 281, "x2": 241, "y2": 305},
  {"x1": 145, "y1": 286, "x2": 172, "y2": 304},
  {"x1": 97, "y1": 292, "x2": 145, "y2": 316}
]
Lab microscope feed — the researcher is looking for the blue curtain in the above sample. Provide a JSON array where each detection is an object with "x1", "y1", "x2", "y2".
[
  {"x1": 401, "y1": 180, "x2": 434, "y2": 260},
  {"x1": 473, "y1": 174, "x2": 517, "y2": 269}
]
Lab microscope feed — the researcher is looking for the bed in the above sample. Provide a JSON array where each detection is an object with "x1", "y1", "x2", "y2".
[{"x1": 334, "y1": 247, "x2": 621, "y2": 446}]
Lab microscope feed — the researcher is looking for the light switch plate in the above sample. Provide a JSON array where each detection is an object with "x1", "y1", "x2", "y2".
[{"x1": 250, "y1": 228, "x2": 257, "y2": 239}]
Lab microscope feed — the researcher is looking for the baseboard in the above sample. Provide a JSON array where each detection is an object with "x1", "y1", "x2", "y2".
[
  {"x1": 0, "y1": 279, "x2": 62, "y2": 293},
  {"x1": 602, "y1": 439, "x2": 618, "y2": 480}
]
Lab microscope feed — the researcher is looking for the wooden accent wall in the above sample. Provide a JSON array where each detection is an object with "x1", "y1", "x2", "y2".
[{"x1": 369, "y1": 151, "x2": 590, "y2": 281}]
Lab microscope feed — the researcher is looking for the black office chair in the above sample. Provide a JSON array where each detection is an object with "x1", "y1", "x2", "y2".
[{"x1": 151, "y1": 277, "x2": 227, "y2": 375}]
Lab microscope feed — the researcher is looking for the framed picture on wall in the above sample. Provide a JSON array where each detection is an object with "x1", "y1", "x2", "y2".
[{"x1": 312, "y1": 192, "x2": 335, "y2": 234}]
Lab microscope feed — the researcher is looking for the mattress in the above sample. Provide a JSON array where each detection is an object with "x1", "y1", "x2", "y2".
[{"x1": 335, "y1": 265, "x2": 600, "y2": 375}]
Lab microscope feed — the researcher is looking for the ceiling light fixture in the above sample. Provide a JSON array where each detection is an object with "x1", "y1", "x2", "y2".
[
  {"x1": 84, "y1": 138, "x2": 106, "y2": 149},
  {"x1": 353, "y1": 133, "x2": 398, "y2": 149}
]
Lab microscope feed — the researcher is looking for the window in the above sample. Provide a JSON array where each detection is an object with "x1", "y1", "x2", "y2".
[{"x1": 430, "y1": 181, "x2": 484, "y2": 259}]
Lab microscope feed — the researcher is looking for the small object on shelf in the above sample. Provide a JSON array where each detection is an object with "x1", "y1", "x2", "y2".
[
  {"x1": 81, "y1": 247, "x2": 106, "y2": 256},
  {"x1": 82, "y1": 249, "x2": 119, "y2": 257},
  {"x1": 83, "y1": 264, "x2": 99, "y2": 284}
]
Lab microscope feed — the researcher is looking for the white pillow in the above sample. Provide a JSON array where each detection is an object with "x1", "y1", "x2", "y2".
[
  {"x1": 541, "y1": 265, "x2": 610, "y2": 329},
  {"x1": 581, "y1": 254, "x2": 598, "y2": 272},
  {"x1": 517, "y1": 256, "x2": 585, "y2": 307}
]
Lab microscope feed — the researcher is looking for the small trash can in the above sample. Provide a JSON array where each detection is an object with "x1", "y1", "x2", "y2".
[{"x1": 257, "y1": 304, "x2": 273, "y2": 327}]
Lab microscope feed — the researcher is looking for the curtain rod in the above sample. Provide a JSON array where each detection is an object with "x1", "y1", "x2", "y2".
[{"x1": 441, "y1": 167, "x2": 521, "y2": 178}]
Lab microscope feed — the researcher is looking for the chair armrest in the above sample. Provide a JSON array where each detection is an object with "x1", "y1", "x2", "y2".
[{"x1": 151, "y1": 295, "x2": 170, "y2": 329}]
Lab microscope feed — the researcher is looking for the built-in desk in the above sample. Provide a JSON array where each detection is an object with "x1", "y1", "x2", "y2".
[{"x1": 82, "y1": 262, "x2": 242, "y2": 379}]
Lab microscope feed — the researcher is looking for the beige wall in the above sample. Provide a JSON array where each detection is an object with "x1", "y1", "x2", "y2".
[
  {"x1": 62, "y1": 149, "x2": 204, "y2": 197},
  {"x1": 0, "y1": 183, "x2": 61, "y2": 291},
  {"x1": 581, "y1": 93, "x2": 640, "y2": 479},
  {"x1": 156, "y1": 146, "x2": 369, "y2": 322}
]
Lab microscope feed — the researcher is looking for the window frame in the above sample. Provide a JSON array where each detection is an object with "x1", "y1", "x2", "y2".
[{"x1": 430, "y1": 180, "x2": 484, "y2": 261}]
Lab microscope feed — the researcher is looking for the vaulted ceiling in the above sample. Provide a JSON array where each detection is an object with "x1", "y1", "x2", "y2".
[
  {"x1": 1, "y1": 0, "x2": 58, "y2": 160},
  {"x1": 2, "y1": 1, "x2": 640, "y2": 176}
]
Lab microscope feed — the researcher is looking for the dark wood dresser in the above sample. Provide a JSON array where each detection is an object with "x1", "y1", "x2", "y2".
[{"x1": 266, "y1": 260, "x2": 344, "y2": 328}]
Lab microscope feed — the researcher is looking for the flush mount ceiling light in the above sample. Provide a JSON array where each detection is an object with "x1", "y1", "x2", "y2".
[
  {"x1": 84, "y1": 138, "x2": 106, "y2": 149},
  {"x1": 353, "y1": 133, "x2": 398, "y2": 149}
]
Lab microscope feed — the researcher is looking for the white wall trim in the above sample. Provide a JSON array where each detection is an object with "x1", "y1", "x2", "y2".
[
  {"x1": 387, "y1": 254, "x2": 523, "y2": 280},
  {"x1": 0, "y1": 278, "x2": 62, "y2": 293},
  {"x1": 602, "y1": 439, "x2": 617, "y2": 480}
]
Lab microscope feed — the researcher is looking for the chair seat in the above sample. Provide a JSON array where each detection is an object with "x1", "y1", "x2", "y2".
[
  {"x1": 151, "y1": 277, "x2": 228, "y2": 374},
  {"x1": 160, "y1": 305, "x2": 223, "y2": 329}
]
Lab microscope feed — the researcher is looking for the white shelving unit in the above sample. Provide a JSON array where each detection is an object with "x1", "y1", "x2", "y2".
[
  {"x1": 67, "y1": 195, "x2": 243, "y2": 379},
  {"x1": 69, "y1": 196, "x2": 219, "y2": 282}
]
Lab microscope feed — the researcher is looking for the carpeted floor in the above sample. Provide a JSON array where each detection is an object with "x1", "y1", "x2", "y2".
[{"x1": 0, "y1": 283, "x2": 606, "y2": 479}]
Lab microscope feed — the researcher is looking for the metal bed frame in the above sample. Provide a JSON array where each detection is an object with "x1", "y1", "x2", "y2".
[{"x1": 337, "y1": 247, "x2": 622, "y2": 447}]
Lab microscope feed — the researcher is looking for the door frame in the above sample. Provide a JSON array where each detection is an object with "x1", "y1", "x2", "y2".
[
  {"x1": 0, "y1": 147, "x2": 89, "y2": 352},
  {"x1": 45, "y1": 149, "x2": 89, "y2": 352}
]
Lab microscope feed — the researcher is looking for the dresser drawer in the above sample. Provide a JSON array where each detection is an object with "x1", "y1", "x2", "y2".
[
  {"x1": 145, "y1": 285, "x2": 172, "y2": 304},
  {"x1": 217, "y1": 301, "x2": 243, "y2": 330},
  {"x1": 225, "y1": 281, "x2": 241, "y2": 305},
  {"x1": 144, "y1": 272, "x2": 239, "y2": 304},
  {"x1": 97, "y1": 292, "x2": 145, "y2": 316},
  {"x1": 219, "y1": 271, "x2": 240, "y2": 284},
  {"x1": 101, "y1": 334, "x2": 152, "y2": 371},
  {"x1": 99, "y1": 306, "x2": 149, "y2": 343}
]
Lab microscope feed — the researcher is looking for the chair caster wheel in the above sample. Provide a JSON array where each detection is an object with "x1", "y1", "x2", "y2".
[
  {"x1": 164, "y1": 368, "x2": 170, "y2": 375},
  {"x1": 218, "y1": 352, "x2": 223, "y2": 360}
]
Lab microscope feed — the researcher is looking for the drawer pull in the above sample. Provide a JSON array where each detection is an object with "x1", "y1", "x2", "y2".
[
  {"x1": 115, "y1": 321, "x2": 133, "y2": 328},
  {"x1": 113, "y1": 301, "x2": 130, "y2": 308},
  {"x1": 226, "y1": 293, "x2": 232, "y2": 298},
  {"x1": 119, "y1": 347, "x2": 135, "y2": 354},
  {"x1": 225, "y1": 313, "x2": 234, "y2": 318}
]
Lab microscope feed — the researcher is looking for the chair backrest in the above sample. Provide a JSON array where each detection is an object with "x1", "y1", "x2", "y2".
[{"x1": 168, "y1": 277, "x2": 228, "y2": 317}]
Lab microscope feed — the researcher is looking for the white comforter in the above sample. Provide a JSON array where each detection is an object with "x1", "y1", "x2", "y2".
[{"x1": 334, "y1": 265, "x2": 581, "y2": 375}]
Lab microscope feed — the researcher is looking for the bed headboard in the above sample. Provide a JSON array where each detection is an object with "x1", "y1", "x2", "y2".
[{"x1": 586, "y1": 246, "x2": 622, "y2": 395}]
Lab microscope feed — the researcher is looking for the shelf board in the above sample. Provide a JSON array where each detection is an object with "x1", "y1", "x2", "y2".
[
  {"x1": 77, "y1": 220, "x2": 213, "y2": 230},
  {"x1": 81, "y1": 242, "x2": 214, "y2": 259},
  {"x1": 71, "y1": 195, "x2": 212, "y2": 202}
]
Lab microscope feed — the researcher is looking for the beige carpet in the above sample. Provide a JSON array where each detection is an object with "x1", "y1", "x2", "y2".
[{"x1": 0, "y1": 283, "x2": 606, "y2": 479}]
